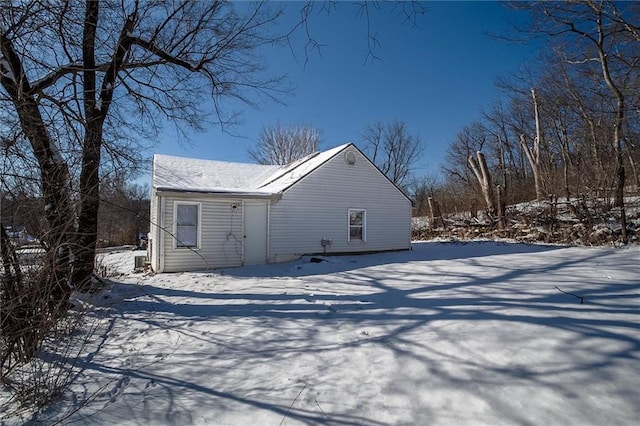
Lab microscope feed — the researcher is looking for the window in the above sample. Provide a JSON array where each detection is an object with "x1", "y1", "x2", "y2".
[
  {"x1": 175, "y1": 203, "x2": 200, "y2": 248},
  {"x1": 348, "y1": 209, "x2": 366, "y2": 242}
]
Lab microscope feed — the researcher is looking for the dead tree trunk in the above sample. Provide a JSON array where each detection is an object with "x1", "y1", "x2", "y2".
[
  {"x1": 468, "y1": 151, "x2": 496, "y2": 217},
  {"x1": 496, "y1": 184, "x2": 507, "y2": 230},
  {"x1": 497, "y1": 135, "x2": 508, "y2": 198},
  {"x1": 520, "y1": 88, "x2": 547, "y2": 201},
  {"x1": 428, "y1": 196, "x2": 446, "y2": 229},
  {"x1": 427, "y1": 197, "x2": 436, "y2": 229}
]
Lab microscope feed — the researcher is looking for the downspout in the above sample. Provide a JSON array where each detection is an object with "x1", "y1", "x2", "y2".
[
  {"x1": 241, "y1": 200, "x2": 246, "y2": 266},
  {"x1": 159, "y1": 195, "x2": 165, "y2": 273},
  {"x1": 266, "y1": 202, "x2": 271, "y2": 263}
]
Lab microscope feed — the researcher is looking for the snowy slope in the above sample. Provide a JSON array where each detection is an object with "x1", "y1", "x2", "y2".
[{"x1": 14, "y1": 242, "x2": 640, "y2": 425}]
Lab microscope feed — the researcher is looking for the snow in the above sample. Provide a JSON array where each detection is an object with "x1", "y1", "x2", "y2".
[
  {"x1": 7, "y1": 241, "x2": 640, "y2": 425},
  {"x1": 152, "y1": 143, "x2": 353, "y2": 195},
  {"x1": 153, "y1": 154, "x2": 280, "y2": 194}
]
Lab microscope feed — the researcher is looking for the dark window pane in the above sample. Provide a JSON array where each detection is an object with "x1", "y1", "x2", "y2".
[
  {"x1": 350, "y1": 210, "x2": 363, "y2": 225},
  {"x1": 350, "y1": 226, "x2": 362, "y2": 240}
]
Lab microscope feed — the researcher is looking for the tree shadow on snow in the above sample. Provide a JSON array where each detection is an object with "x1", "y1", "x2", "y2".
[
  {"x1": 62, "y1": 242, "x2": 639, "y2": 425},
  {"x1": 222, "y1": 240, "x2": 566, "y2": 278}
]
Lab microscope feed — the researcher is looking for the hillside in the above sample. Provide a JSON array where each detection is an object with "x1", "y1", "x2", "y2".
[{"x1": 414, "y1": 197, "x2": 640, "y2": 246}]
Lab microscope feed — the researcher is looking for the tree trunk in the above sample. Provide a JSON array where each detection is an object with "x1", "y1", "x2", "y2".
[
  {"x1": 497, "y1": 135, "x2": 508, "y2": 198},
  {"x1": 71, "y1": 4, "x2": 137, "y2": 289},
  {"x1": 496, "y1": 184, "x2": 506, "y2": 230},
  {"x1": 427, "y1": 197, "x2": 436, "y2": 229},
  {"x1": 593, "y1": 15, "x2": 628, "y2": 244},
  {"x1": 73, "y1": 126, "x2": 102, "y2": 291},
  {"x1": 520, "y1": 88, "x2": 547, "y2": 201},
  {"x1": 1, "y1": 32, "x2": 75, "y2": 310},
  {"x1": 626, "y1": 144, "x2": 640, "y2": 191},
  {"x1": 468, "y1": 151, "x2": 496, "y2": 217},
  {"x1": 428, "y1": 196, "x2": 446, "y2": 229},
  {"x1": 71, "y1": 0, "x2": 101, "y2": 291},
  {"x1": 559, "y1": 122, "x2": 572, "y2": 201}
]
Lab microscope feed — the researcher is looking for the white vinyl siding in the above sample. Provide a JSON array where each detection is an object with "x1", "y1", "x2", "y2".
[
  {"x1": 152, "y1": 145, "x2": 410, "y2": 272},
  {"x1": 269, "y1": 149, "x2": 411, "y2": 262},
  {"x1": 162, "y1": 196, "x2": 244, "y2": 272}
]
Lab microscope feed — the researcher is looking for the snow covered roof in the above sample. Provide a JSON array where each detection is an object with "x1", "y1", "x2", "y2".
[
  {"x1": 153, "y1": 155, "x2": 279, "y2": 194},
  {"x1": 153, "y1": 143, "x2": 352, "y2": 195}
]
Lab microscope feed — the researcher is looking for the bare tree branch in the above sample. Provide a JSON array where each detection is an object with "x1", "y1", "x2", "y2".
[{"x1": 249, "y1": 122, "x2": 322, "y2": 165}]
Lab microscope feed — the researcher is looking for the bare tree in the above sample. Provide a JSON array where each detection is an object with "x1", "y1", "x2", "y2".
[
  {"x1": 0, "y1": 0, "x2": 429, "y2": 310},
  {"x1": 468, "y1": 151, "x2": 497, "y2": 216},
  {"x1": 408, "y1": 175, "x2": 434, "y2": 217},
  {"x1": 0, "y1": 1, "x2": 289, "y2": 375},
  {"x1": 443, "y1": 122, "x2": 489, "y2": 184},
  {"x1": 519, "y1": 88, "x2": 547, "y2": 201},
  {"x1": 530, "y1": 0, "x2": 635, "y2": 243},
  {"x1": 0, "y1": 2, "x2": 431, "y2": 382},
  {"x1": 360, "y1": 120, "x2": 424, "y2": 189},
  {"x1": 249, "y1": 122, "x2": 321, "y2": 165},
  {"x1": 0, "y1": 1, "x2": 286, "y2": 309}
]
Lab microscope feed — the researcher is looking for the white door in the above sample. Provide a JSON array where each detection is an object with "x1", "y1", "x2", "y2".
[{"x1": 243, "y1": 202, "x2": 268, "y2": 265}]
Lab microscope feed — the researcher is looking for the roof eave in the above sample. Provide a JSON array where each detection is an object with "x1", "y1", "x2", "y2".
[{"x1": 155, "y1": 188, "x2": 281, "y2": 201}]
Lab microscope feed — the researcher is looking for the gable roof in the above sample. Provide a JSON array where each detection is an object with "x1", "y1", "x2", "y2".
[
  {"x1": 153, "y1": 143, "x2": 352, "y2": 195},
  {"x1": 152, "y1": 142, "x2": 410, "y2": 202},
  {"x1": 255, "y1": 143, "x2": 350, "y2": 193}
]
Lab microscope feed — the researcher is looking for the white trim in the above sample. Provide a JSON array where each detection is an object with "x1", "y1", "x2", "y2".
[
  {"x1": 240, "y1": 201, "x2": 245, "y2": 260},
  {"x1": 159, "y1": 196, "x2": 165, "y2": 273},
  {"x1": 266, "y1": 202, "x2": 271, "y2": 263},
  {"x1": 348, "y1": 208, "x2": 367, "y2": 242},
  {"x1": 173, "y1": 201, "x2": 202, "y2": 249}
]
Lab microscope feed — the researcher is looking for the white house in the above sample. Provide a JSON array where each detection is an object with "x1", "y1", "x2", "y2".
[{"x1": 148, "y1": 143, "x2": 412, "y2": 272}]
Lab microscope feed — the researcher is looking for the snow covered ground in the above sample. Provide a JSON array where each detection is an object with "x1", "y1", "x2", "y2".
[{"x1": 17, "y1": 241, "x2": 640, "y2": 425}]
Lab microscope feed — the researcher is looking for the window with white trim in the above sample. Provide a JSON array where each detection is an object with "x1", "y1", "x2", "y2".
[
  {"x1": 175, "y1": 202, "x2": 200, "y2": 248},
  {"x1": 348, "y1": 209, "x2": 366, "y2": 242}
]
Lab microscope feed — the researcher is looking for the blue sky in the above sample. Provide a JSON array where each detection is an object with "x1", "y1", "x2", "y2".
[{"x1": 149, "y1": 1, "x2": 538, "y2": 181}]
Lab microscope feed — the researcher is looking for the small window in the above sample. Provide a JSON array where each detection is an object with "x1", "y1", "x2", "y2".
[
  {"x1": 348, "y1": 209, "x2": 366, "y2": 242},
  {"x1": 175, "y1": 203, "x2": 200, "y2": 248}
]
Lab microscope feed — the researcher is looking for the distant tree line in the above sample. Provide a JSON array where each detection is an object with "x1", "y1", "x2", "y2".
[
  {"x1": 1, "y1": 175, "x2": 149, "y2": 249},
  {"x1": 411, "y1": 1, "x2": 640, "y2": 245}
]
